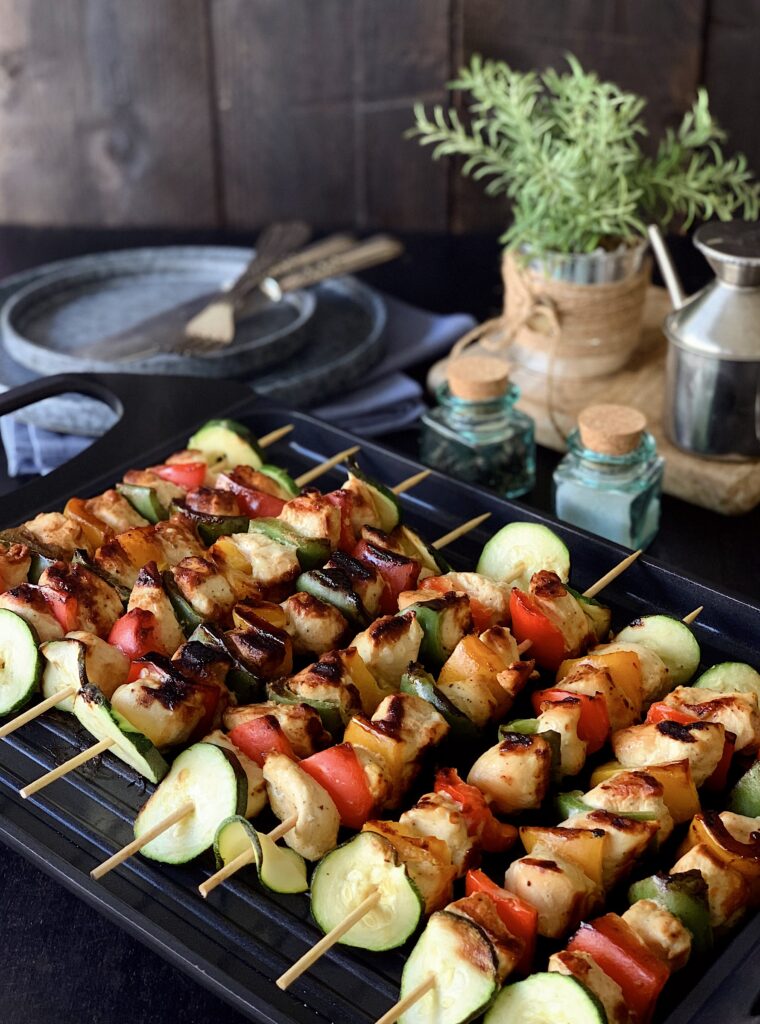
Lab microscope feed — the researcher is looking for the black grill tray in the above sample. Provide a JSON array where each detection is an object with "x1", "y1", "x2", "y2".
[{"x1": 0, "y1": 373, "x2": 757, "y2": 1024}]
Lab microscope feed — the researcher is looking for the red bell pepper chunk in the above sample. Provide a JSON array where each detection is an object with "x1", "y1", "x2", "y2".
[
  {"x1": 352, "y1": 539, "x2": 420, "y2": 613},
  {"x1": 154, "y1": 461, "x2": 207, "y2": 491},
  {"x1": 190, "y1": 682, "x2": 223, "y2": 741},
  {"x1": 420, "y1": 577, "x2": 494, "y2": 632},
  {"x1": 325, "y1": 491, "x2": 357, "y2": 551},
  {"x1": 40, "y1": 588, "x2": 79, "y2": 633},
  {"x1": 509, "y1": 589, "x2": 567, "y2": 671},
  {"x1": 228, "y1": 716, "x2": 297, "y2": 767},
  {"x1": 301, "y1": 743, "x2": 375, "y2": 829},
  {"x1": 465, "y1": 869, "x2": 537, "y2": 975},
  {"x1": 434, "y1": 768, "x2": 517, "y2": 853},
  {"x1": 567, "y1": 914, "x2": 670, "y2": 1024},
  {"x1": 231, "y1": 487, "x2": 285, "y2": 519},
  {"x1": 705, "y1": 730, "x2": 736, "y2": 792},
  {"x1": 646, "y1": 701, "x2": 698, "y2": 726},
  {"x1": 108, "y1": 609, "x2": 168, "y2": 660},
  {"x1": 532, "y1": 688, "x2": 611, "y2": 754}
]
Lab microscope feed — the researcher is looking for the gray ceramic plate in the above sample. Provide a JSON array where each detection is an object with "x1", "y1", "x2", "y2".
[
  {"x1": 0, "y1": 249, "x2": 386, "y2": 435},
  {"x1": 1, "y1": 246, "x2": 314, "y2": 378}
]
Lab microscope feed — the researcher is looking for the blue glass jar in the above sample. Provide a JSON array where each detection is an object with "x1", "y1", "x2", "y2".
[
  {"x1": 553, "y1": 404, "x2": 664, "y2": 549},
  {"x1": 420, "y1": 356, "x2": 535, "y2": 499}
]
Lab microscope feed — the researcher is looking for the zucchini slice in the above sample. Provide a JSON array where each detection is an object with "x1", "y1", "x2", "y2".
[
  {"x1": 257, "y1": 464, "x2": 300, "y2": 499},
  {"x1": 311, "y1": 831, "x2": 423, "y2": 951},
  {"x1": 188, "y1": 419, "x2": 264, "y2": 469},
  {"x1": 346, "y1": 462, "x2": 401, "y2": 533},
  {"x1": 134, "y1": 742, "x2": 248, "y2": 863},
  {"x1": 73, "y1": 683, "x2": 168, "y2": 784},
  {"x1": 399, "y1": 910, "x2": 498, "y2": 1024},
  {"x1": 477, "y1": 522, "x2": 570, "y2": 592},
  {"x1": 694, "y1": 661, "x2": 760, "y2": 699},
  {"x1": 213, "y1": 815, "x2": 307, "y2": 894},
  {"x1": 615, "y1": 614, "x2": 700, "y2": 686},
  {"x1": 484, "y1": 973, "x2": 605, "y2": 1024},
  {"x1": 0, "y1": 608, "x2": 41, "y2": 717}
]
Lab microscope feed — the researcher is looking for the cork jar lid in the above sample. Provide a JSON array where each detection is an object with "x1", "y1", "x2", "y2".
[
  {"x1": 447, "y1": 355, "x2": 510, "y2": 400},
  {"x1": 578, "y1": 403, "x2": 647, "y2": 455}
]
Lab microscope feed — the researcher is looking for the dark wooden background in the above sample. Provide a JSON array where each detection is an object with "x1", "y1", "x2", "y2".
[{"x1": 0, "y1": 0, "x2": 757, "y2": 234}]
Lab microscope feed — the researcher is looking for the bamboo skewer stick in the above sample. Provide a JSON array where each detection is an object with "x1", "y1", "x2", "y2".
[
  {"x1": 277, "y1": 889, "x2": 382, "y2": 990},
  {"x1": 198, "y1": 814, "x2": 298, "y2": 899},
  {"x1": 391, "y1": 469, "x2": 432, "y2": 495},
  {"x1": 432, "y1": 513, "x2": 491, "y2": 550},
  {"x1": 20, "y1": 737, "x2": 114, "y2": 799},
  {"x1": 375, "y1": 976, "x2": 436, "y2": 1024},
  {"x1": 583, "y1": 550, "x2": 642, "y2": 599},
  {"x1": 91, "y1": 801, "x2": 195, "y2": 881},
  {"x1": 295, "y1": 446, "x2": 361, "y2": 488},
  {"x1": 257, "y1": 424, "x2": 295, "y2": 448},
  {"x1": 517, "y1": 639, "x2": 532, "y2": 655},
  {"x1": 683, "y1": 606, "x2": 703, "y2": 625},
  {"x1": 0, "y1": 686, "x2": 77, "y2": 739}
]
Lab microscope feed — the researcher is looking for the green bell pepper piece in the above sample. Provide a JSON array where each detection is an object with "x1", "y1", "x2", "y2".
[
  {"x1": 248, "y1": 518, "x2": 330, "y2": 571},
  {"x1": 296, "y1": 569, "x2": 366, "y2": 627},
  {"x1": 400, "y1": 664, "x2": 478, "y2": 741},
  {"x1": 116, "y1": 483, "x2": 169, "y2": 524},
  {"x1": 266, "y1": 678, "x2": 344, "y2": 738},
  {"x1": 188, "y1": 621, "x2": 264, "y2": 703}
]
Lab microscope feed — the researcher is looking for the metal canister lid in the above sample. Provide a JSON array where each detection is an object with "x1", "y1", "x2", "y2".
[
  {"x1": 694, "y1": 222, "x2": 760, "y2": 287},
  {"x1": 578, "y1": 403, "x2": 647, "y2": 455},
  {"x1": 447, "y1": 355, "x2": 510, "y2": 400}
]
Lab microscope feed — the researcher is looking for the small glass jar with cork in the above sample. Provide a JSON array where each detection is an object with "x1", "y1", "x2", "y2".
[
  {"x1": 420, "y1": 355, "x2": 536, "y2": 498},
  {"x1": 553, "y1": 403, "x2": 664, "y2": 549}
]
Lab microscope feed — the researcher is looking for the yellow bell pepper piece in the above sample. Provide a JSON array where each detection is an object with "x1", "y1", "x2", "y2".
[
  {"x1": 339, "y1": 648, "x2": 385, "y2": 715},
  {"x1": 519, "y1": 824, "x2": 605, "y2": 888},
  {"x1": 344, "y1": 715, "x2": 405, "y2": 803},
  {"x1": 233, "y1": 600, "x2": 288, "y2": 630}
]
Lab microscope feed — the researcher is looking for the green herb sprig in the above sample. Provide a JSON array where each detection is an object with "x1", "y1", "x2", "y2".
[{"x1": 409, "y1": 55, "x2": 759, "y2": 254}]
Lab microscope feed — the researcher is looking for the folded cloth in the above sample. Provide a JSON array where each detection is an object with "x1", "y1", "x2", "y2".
[{"x1": 0, "y1": 291, "x2": 475, "y2": 477}]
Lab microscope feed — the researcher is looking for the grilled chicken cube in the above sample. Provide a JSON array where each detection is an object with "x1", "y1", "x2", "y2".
[
  {"x1": 227, "y1": 532, "x2": 300, "y2": 589},
  {"x1": 227, "y1": 621, "x2": 293, "y2": 680},
  {"x1": 662, "y1": 686, "x2": 760, "y2": 753},
  {"x1": 467, "y1": 733, "x2": 553, "y2": 814},
  {"x1": 39, "y1": 561, "x2": 122, "y2": 639},
  {"x1": 206, "y1": 535, "x2": 261, "y2": 602},
  {"x1": 351, "y1": 611, "x2": 423, "y2": 691},
  {"x1": 479, "y1": 624, "x2": 522, "y2": 665},
  {"x1": 152, "y1": 516, "x2": 205, "y2": 565},
  {"x1": 223, "y1": 701, "x2": 331, "y2": 757},
  {"x1": 438, "y1": 572, "x2": 512, "y2": 626},
  {"x1": 65, "y1": 630, "x2": 130, "y2": 698},
  {"x1": 352, "y1": 745, "x2": 393, "y2": 808},
  {"x1": 504, "y1": 848, "x2": 599, "y2": 938},
  {"x1": 340, "y1": 476, "x2": 384, "y2": 533},
  {"x1": 558, "y1": 662, "x2": 638, "y2": 732},
  {"x1": 400, "y1": 792, "x2": 474, "y2": 875},
  {"x1": 0, "y1": 543, "x2": 31, "y2": 592},
  {"x1": 94, "y1": 529, "x2": 164, "y2": 589},
  {"x1": 184, "y1": 487, "x2": 242, "y2": 517},
  {"x1": 204, "y1": 728, "x2": 267, "y2": 818},
  {"x1": 530, "y1": 571, "x2": 594, "y2": 658},
  {"x1": 448, "y1": 892, "x2": 524, "y2": 982},
  {"x1": 437, "y1": 635, "x2": 517, "y2": 728},
  {"x1": 172, "y1": 556, "x2": 236, "y2": 621},
  {"x1": 127, "y1": 562, "x2": 185, "y2": 655},
  {"x1": 111, "y1": 674, "x2": 210, "y2": 749},
  {"x1": 583, "y1": 770, "x2": 674, "y2": 841},
  {"x1": 548, "y1": 951, "x2": 630, "y2": 1024},
  {"x1": 85, "y1": 489, "x2": 149, "y2": 532},
  {"x1": 671, "y1": 843, "x2": 749, "y2": 929},
  {"x1": 122, "y1": 468, "x2": 186, "y2": 506},
  {"x1": 172, "y1": 641, "x2": 231, "y2": 693},
  {"x1": 621, "y1": 899, "x2": 692, "y2": 971},
  {"x1": 21, "y1": 512, "x2": 85, "y2": 558},
  {"x1": 279, "y1": 493, "x2": 341, "y2": 548},
  {"x1": 282, "y1": 656, "x2": 362, "y2": 720},
  {"x1": 281, "y1": 592, "x2": 348, "y2": 655},
  {"x1": 324, "y1": 551, "x2": 386, "y2": 617},
  {"x1": 562, "y1": 810, "x2": 659, "y2": 889},
  {"x1": 536, "y1": 698, "x2": 587, "y2": 776},
  {"x1": 0, "y1": 585, "x2": 64, "y2": 641},
  {"x1": 595, "y1": 640, "x2": 669, "y2": 705},
  {"x1": 262, "y1": 752, "x2": 340, "y2": 861},
  {"x1": 612, "y1": 720, "x2": 726, "y2": 787},
  {"x1": 362, "y1": 819, "x2": 456, "y2": 913}
]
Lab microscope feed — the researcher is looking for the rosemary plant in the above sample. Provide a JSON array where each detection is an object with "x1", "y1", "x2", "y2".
[{"x1": 409, "y1": 55, "x2": 759, "y2": 254}]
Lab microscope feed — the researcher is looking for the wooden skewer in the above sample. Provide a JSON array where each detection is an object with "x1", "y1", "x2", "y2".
[
  {"x1": 198, "y1": 813, "x2": 298, "y2": 899},
  {"x1": 295, "y1": 446, "x2": 361, "y2": 488},
  {"x1": 432, "y1": 513, "x2": 491, "y2": 550},
  {"x1": 517, "y1": 639, "x2": 532, "y2": 655},
  {"x1": 20, "y1": 737, "x2": 114, "y2": 799},
  {"x1": 683, "y1": 606, "x2": 703, "y2": 625},
  {"x1": 0, "y1": 686, "x2": 77, "y2": 739},
  {"x1": 374, "y1": 976, "x2": 436, "y2": 1024},
  {"x1": 91, "y1": 800, "x2": 195, "y2": 881},
  {"x1": 257, "y1": 424, "x2": 295, "y2": 448},
  {"x1": 277, "y1": 888, "x2": 382, "y2": 990},
  {"x1": 583, "y1": 549, "x2": 642, "y2": 600},
  {"x1": 391, "y1": 468, "x2": 431, "y2": 495}
]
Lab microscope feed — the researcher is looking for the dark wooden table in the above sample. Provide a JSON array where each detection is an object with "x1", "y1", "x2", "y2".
[{"x1": 0, "y1": 227, "x2": 757, "y2": 1023}]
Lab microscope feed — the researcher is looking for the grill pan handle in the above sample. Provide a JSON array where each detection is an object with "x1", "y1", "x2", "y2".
[{"x1": 0, "y1": 372, "x2": 253, "y2": 527}]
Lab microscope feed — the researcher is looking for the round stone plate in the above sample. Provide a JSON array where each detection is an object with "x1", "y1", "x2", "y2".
[{"x1": 1, "y1": 245, "x2": 314, "y2": 378}]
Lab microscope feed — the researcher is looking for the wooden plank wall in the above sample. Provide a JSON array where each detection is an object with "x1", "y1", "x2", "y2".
[{"x1": 0, "y1": 0, "x2": 755, "y2": 233}]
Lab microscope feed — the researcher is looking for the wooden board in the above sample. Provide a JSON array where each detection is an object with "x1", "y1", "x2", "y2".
[{"x1": 510, "y1": 286, "x2": 760, "y2": 516}]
